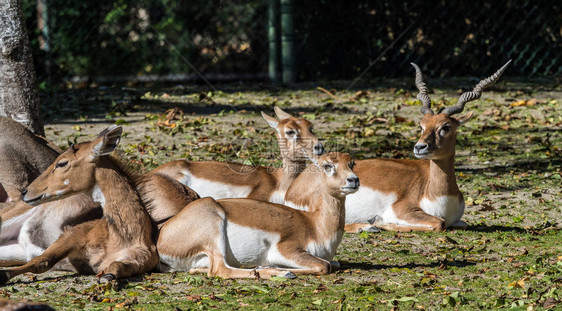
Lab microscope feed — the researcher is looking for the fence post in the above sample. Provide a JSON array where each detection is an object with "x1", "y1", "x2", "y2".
[
  {"x1": 280, "y1": 0, "x2": 295, "y2": 84},
  {"x1": 267, "y1": 0, "x2": 281, "y2": 84}
]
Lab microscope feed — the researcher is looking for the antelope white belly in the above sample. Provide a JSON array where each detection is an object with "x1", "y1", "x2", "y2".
[
  {"x1": 158, "y1": 222, "x2": 298, "y2": 271},
  {"x1": 179, "y1": 170, "x2": 252, "y2": 199},
  {"x1": 225, "y1": 222, "x2": 297, "y2": 268},
  {"x1": 420, "y1": 195, "x2": 464, "y2": 227},
  {"x1": 345, "y1": 187, "x2": 397, "y2": 224},
  {"x1": 158, "y1": 253, "x2": 209, "y2": 272},
  {"x1": 0, "y1": 244, "x2": 26, "y2": 261},
  {"x1": 0, "y1": 208, "x2": 36, "y2": 245}
]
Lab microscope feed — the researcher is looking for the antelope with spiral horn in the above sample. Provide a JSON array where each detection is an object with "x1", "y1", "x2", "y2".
[{"x1": 344, "y1": 60, "x2": 511, "y2": 232}]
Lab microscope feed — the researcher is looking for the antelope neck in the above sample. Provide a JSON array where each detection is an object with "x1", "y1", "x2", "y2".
[
  {"x1": 277, "y1": 158, "x2": 306, "y2": 188},
  {"x1": 288, "y1": 172, "x2": 346, "y2": 239},
  {"x1": 94, "y1": 158, "x2": 151, "y2": 243},
  {"x1": 427, "y1": 154, "x2": 459, "y2": 200}
]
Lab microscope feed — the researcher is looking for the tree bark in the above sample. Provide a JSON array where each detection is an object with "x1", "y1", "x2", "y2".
[{"x1": 0, "y1": 0, "x2": 44, "y2": 136}]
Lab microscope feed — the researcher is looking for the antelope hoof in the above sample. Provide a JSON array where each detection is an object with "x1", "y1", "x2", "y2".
[
  {"x1": 450, "y1": 220, "x2": 468, "y2": 230},
  {"x1": 367, "y1": 216, "x2": 382, "y2": 225},
  {"x1": 0, "y1": 270, "x2": 9, "y2": 285},
  {"x1": 330, "y1": 261, "x2": 341, "y2": 271},
  {"x1": 99, "y1": 273, "x2": 116, "y2": 284},
  {"x1": 359, "y1": 225, "x2": 381, "y2": 233},
  {"x1": 280, "y1": 271, "x2": 296, "y2": 279}
]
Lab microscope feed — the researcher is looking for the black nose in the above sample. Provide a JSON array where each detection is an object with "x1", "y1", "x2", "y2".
[
  {"x1": 313, "y1": 143, "x2": 324, "y2": 155},
  {"x1": 347, "y1": 176, "x2": 359, "y2": 185},
  {"x1": 414, "y1": 143, "x2": 428, "y2": 153}
]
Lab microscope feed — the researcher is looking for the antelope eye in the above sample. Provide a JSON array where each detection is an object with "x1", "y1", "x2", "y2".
[
  {"x1": 439, "y1": 125, "x2": 451, "y2": 137},
  {"x1": 323, "y1": 164, "x2": 333, "y2": 171},
  {"x1": 285, "y1": 130, "x2": 296, "y2": 136},
  {"x1": 309, "y1": 127, "x2": 314, "y2": 134},
  {"x1": 56, "y1": 161, "x2": 68, "y2": 168},
  {"x1": 348, "y1": 160, "x2": 356, "y2": 169}
]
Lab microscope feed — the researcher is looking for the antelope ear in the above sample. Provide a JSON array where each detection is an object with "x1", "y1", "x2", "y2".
[
  {"x1": 261, "y1": 111, "x2": 279, "y2": 128},
  {"x1": 273, "y1": 106, "x2": 293, "y2": 119},
  {"x1": 452, "y1": 111, "x2": 474, "y2": 125},
  {"x1": 90, "y1": 126, "x2": 122, "y2": 161}
]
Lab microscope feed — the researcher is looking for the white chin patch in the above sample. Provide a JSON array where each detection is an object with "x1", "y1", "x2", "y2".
[{"x1": 341, "y1": 188, "x2": 358, "y2": 196}]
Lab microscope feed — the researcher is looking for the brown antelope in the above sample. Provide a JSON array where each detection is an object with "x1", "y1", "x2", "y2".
[
  {"x1": 344, "y1": 61, "x2": 511, "y2": 232},
  {"x1": 155, "y1": 152, "x2": 359, "y2": 279},
  {"x1": 0, "y1": 117, "x2": 101, "y2": 266},
  {"x1": 0, "y1": 117, "x2": 61, "y2": 201},
  {"x1": 0, "y1": 126, "x2": 158, "y2": 284},
  {"x1": 151, "y1": 107, "x2": 323, "y2": 203}
]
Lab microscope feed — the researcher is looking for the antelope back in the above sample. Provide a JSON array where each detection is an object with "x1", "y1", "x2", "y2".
[
  {"x1": 261, "y1": 107, "x2": 324, "y2": 162},
  {"x1": 0, "y1": 117, "x2": 61, "y2": 199},
  {"x1": 22, "y1": 126, "x2": 123, "y2": 205}
]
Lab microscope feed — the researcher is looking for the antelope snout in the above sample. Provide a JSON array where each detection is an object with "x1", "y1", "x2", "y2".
[
  {"x1": 21, "y1": 188, "x2": 45, "y2": 205},
  {"x1": 346, "y1": 174, "x2": 360, "y2": 189},
  {"x1": 414, "y1": 143, "x2": 429, "y2": 157},
  {"x1": 313, "y1": 142, "x2": 324, "y2": 155}
]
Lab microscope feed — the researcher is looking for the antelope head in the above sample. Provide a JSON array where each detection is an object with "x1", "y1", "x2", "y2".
[
  {"x1": 312, "y1": 152, "x2": 359, "y2": 197},
  {"x1": 261, "y1": 106, "x2": 324, "y2": 162},
  {"x1": 22, "y1": 126, "x2": 123, "y2": 205},
  {"x1": 411, "y1": 61, "x2": 511, "y2": 160}
]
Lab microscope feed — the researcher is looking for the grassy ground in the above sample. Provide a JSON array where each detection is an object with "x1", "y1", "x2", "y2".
[{"x1": 1, "y1": 79, "x2": 561, "y2": 310}]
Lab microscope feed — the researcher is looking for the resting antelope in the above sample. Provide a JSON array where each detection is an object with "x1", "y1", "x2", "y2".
[
  {"x1": 0, "y1": 116, "x2": 61, "y2": 201},
  {"x1": 0, "y1": 117, "x2": 101, "y2": 266},
  {"x1": 0, "y1": 126, "x2": 158, "y2": 284},
  {"x1": 156, "y1": 152, "x2": 359, "y2": 279},
  {"x1": 345, "y1": 61, "x2": 511, "y2": 232},
  {"x1": 151, "y1": 107, "x2": 323, "y2": 203}
]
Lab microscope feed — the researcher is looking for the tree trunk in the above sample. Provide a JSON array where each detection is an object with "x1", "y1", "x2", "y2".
[{"x1": 0, "y1": 0, "x2": 44, "y2": 136}]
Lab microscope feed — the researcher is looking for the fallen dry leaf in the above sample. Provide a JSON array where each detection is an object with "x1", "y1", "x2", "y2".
[
  {"x1": 508, "y1": 277, "x2": 529, "y2": 288},
  {"x1": 313, "y1": 284, "x2": 328, "y2": 293},
  {"x1": 186, "y1": 295, "x2": 201, "y2": 302},
  {"x1": 510, "y1": 98, "x2": 538, "y2": 107}
]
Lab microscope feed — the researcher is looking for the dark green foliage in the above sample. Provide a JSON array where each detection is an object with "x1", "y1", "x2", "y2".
[
  {"x1": 22, "y1": 0, "x2": 561, "y2": 82},
  {"x1": 23, "y1": 0, "x2": 267, "y2": 80}
]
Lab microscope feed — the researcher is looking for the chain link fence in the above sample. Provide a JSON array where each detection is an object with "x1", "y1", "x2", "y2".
[{"x1": 23, "y1": 0, "x2": 560, "y2": 83}]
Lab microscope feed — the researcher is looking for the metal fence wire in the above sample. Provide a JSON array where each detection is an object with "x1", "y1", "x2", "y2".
[{"x1": 23, "y1": 0, "x2": 561, "y2": 83}]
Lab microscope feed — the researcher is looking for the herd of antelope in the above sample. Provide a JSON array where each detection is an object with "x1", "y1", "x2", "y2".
[{"x1": 0, "y1": 62, "x2": 510, "y2": 284}]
